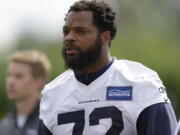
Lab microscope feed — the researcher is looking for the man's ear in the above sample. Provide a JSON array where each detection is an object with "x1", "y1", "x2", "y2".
[{"x1": 101, "y1": 31, "x2": 111, "y2": 47}]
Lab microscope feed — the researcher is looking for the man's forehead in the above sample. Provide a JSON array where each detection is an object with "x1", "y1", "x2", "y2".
[
  {"x1": 64, "y1": 11, "x2": 94, "y2": 26},
  {"x1": 66, "y1": 11, "x2": 93, "y2": 19}
]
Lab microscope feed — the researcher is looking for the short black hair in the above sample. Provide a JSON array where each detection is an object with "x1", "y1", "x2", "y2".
[{"x1": 65, "y1": 0, "x2": 117, "y2": 42}]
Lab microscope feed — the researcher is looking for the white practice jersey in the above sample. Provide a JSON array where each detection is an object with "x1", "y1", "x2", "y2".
[{"x1": 39, "y1": 58, "x2": 169, "y2": 135}]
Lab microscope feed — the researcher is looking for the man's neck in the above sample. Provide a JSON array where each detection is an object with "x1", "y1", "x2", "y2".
[
  {"x1": 74, "y1": 57, "x2": 114, "y2": 85},
  {"x1": 75, "y1": 54, "x2": 111, "y2": 74},
  {"x1": 16, "y1": 96, "x2": 39, "y2": 116}
]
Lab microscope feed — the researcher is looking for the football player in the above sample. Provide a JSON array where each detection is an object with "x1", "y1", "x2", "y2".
[{"x1": 38, "y1": 0, "x2": 177, "y2": 135}]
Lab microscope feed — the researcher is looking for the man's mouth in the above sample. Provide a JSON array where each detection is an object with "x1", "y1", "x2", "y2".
[{"x1": 66, "y1": 48, "x2": 79, "y2": 55}]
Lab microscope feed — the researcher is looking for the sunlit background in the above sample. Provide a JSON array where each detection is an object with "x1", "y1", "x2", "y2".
[{"x1": 0, "y1": 0, "x2": 180, "y2": 119}]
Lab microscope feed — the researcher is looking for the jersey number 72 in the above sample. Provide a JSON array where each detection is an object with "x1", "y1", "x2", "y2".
[{"x1": 58, "y1": 106, "x2": 124, "y2": 135}]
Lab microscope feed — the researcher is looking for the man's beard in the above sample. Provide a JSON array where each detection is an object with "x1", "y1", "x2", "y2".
[{"x1": 62, "y1": 35, "x2": 102, "y2": 71}]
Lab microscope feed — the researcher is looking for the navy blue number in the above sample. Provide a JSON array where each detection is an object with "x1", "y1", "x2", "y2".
[
  {"x1": 58, "y1": 106, "x2": 124, "y2": 135},
  {"x1": 89, "y1": 106, "x2": 124, "y2": 135},
  {"x1": 58, "y1": 110, "x2": 85, "y2": 135}
]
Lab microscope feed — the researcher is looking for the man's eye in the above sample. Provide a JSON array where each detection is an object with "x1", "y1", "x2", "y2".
[
  {"x1": 16, "y1": 74, "x2": 24, "y2": 79},
  {"x1": 76, "y1": 29, "x2": 86, "y2": 35},
  {"x1": 63, "y1": 29, "x2": 69, "y2": 35}
]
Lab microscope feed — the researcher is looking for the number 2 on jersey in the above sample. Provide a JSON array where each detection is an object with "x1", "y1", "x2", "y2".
[{"x1": 58, "y1": 106, "x2": 124, "y2": 135}]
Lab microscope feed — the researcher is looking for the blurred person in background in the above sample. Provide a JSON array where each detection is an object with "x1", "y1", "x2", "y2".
[
  {"x1": 38, "y1": 0, "x2": 177, "y2": 135},
  {"x1": 0, "y1": 50, "x2": 51, "y2": 135}
]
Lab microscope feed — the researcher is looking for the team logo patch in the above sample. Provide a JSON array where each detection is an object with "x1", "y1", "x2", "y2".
[{"x1": 106, "y1": 86, "x2": 133, "y2": 100}]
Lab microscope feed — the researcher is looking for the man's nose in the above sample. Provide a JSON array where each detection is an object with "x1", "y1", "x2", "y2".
[{"x1": 64, "y1": 31, "x2": 76, "y2": 42}]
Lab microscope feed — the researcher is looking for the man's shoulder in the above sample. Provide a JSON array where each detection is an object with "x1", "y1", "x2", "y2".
[
  {"x1": 42, "y1": 69, "x2": 74, "y2": 94},
  {"x1": 40, "y1": 69, "x2": 75, "y2": 109},
  {"x1": 113, "y1": 59, "x2": 166, "y2": 95},
  {"x1": 115, "y1": 59, "x2": 157, "y2": 76},
  {"x1": 40, "y1": 69, "x2": 75, "y2": 115},
  {"x1": 114, "y1": 59, "x2": 164, "y2": 90}
]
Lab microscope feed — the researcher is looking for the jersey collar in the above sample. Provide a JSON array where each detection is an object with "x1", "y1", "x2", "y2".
[{"x1": 74, "y1": 58, "x2": 115, "y2": 85}]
